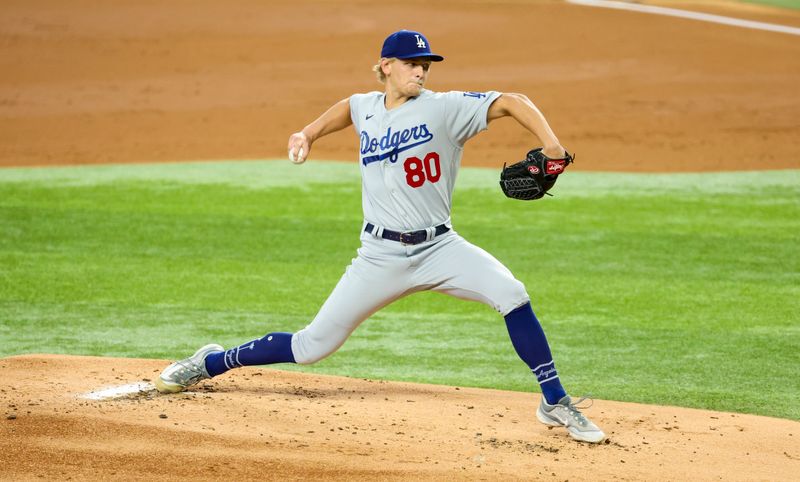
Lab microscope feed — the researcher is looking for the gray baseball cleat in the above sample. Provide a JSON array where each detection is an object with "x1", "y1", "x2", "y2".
[
  {"x1": 155, "y1": 343, "x2": 224, "y2": 393},
  {"x1": 536, "y1": 395, "x2": 606, "y2": 443}
]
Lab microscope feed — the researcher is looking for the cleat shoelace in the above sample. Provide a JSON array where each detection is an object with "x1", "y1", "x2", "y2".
[
  {"x1": 563, "y1": 395, "x2": 594, "y2": 427},
  {"x1": 172, "y1": 360, "x2": 203, "y2": 384}
]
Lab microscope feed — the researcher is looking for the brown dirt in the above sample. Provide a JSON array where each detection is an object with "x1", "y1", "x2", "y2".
[
  {"x1": 2, "y1": 0, "x2": 800, "y2": 480},
  {"x1": 2, "y1": 354, "x2": 799, "y2": 481},
  {"x1": 1, "y1": 0, "x2": 799, "y2": 171}
]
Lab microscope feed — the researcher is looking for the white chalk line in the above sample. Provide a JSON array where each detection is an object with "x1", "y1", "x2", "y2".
[
  {"x1": 566, "y1": 0, "x2": 800, "y2": 36},
  {"x1": 80, "y1": 382, "x2": 155, "y2": 400}
]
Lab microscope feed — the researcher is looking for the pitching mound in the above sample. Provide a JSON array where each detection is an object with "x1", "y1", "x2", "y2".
[{"x1": 2, "y1": 355, "x2": 798, "y2": 480}]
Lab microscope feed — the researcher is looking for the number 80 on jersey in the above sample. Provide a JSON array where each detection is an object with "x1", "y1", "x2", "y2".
[{"x1": 403, "y1": 152, "x2": 441, "y2": 188}]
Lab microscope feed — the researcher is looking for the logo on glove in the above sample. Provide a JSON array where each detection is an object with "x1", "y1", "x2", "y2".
[
  {"x1": 546, "y1": 160, "x2": 567, "y2": 175},
  {"x1": 527, "y1": 165, "x2": 540, "y2": 175}
]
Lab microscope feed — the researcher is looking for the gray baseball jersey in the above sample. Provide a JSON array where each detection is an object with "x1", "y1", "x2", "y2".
[
  {"x1": 291, "y1": 89, "x2": 529, "y2": 365},
  {"x1": 350, "y1": 89, "x2": 501, "y2": 231}
]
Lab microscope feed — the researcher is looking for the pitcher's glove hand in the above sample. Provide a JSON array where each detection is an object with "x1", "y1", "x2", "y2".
[{"x1": 499, "y1": 148, "x2": 574, "y2": 200}]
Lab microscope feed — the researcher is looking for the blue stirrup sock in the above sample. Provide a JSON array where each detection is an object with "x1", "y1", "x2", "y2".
[
  {"x1": 205, "y1": 332, "x2": 296, "y2": 378},
  {"x1": 504, "y1": 302, "x2": 568, "y2": 405}
]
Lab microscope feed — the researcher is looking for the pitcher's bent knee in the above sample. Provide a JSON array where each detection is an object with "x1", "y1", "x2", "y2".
[{"x1": 498, "y1": 278, "x2": 530, "y2": 316}]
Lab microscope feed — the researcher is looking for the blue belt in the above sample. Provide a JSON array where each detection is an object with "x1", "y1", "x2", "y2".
[{"x1": 364, "y1": 222, "x2": 450, "y2": 245}]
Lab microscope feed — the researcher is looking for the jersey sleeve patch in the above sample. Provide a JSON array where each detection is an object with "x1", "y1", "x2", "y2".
[{"x1": 444, "y1": 90, "x2": 501, "y2": 146}]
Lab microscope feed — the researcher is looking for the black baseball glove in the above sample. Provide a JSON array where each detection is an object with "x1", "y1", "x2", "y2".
[{"x1": 499, "y1": 148, "x2": 574, "y2": 200}]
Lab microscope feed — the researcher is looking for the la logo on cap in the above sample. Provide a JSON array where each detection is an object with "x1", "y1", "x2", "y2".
[{"x1": 380, "y1": 30, "x2": 444, "y2": 62}]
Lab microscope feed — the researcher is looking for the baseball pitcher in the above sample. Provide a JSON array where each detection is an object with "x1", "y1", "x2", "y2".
[{"x1": 156, "y1": 30, "x2": 604, "y2": 444}]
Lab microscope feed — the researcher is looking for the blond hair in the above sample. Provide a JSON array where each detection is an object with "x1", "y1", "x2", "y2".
[{"x1": 372, "y1": 58, "x2": 396, "y2": 84}]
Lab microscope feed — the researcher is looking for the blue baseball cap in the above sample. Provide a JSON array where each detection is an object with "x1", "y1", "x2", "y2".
[{"x1": 380, "y1": 30, "x2": 444, "y2": 62}]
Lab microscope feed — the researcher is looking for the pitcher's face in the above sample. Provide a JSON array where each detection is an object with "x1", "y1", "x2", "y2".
[{"x1": 385, "y1": 58, "x2": 431, "y2": 97}]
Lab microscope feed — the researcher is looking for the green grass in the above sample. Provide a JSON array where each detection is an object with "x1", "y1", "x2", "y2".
[
  {"x1": 1, "y1": 161, "x2": 798, "y2": 420},
  {"x1": 740, "y1": 0, "x2": 800, "y2": 10}
]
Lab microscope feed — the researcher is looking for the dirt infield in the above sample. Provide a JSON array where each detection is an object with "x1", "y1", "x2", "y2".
[
  {"x1": 1, "y1": 0, "x2": 799, "y2": 171},
  {"x1": 2, "y1": 0, "x2": 800, "y2": 480},
  {"x1": 3, "y1": 355, "x2": 799, "y2": 481}
]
